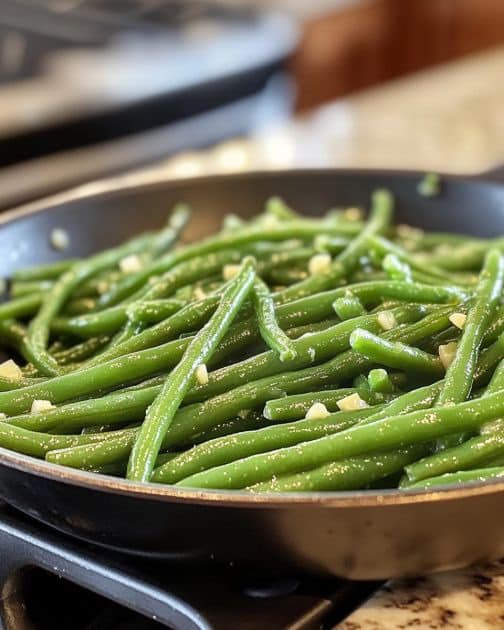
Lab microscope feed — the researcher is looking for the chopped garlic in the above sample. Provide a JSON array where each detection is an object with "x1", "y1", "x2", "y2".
[
  {"x1": 238, "y1": 409, "x2": 250, "y2": 419},
  {"x1": 31, "y1": 399, "x2": 55, "y2": 414},
  {"x1": 0, "y1": 413, "x2": 6, "y2": 420},
  {"x1": 449, "y1": 312, "x2": 466, "y2": 330},
  {"x1": 262, "y1": 215, "x2": 279, "y2": 228},
  {"x1": 96, "y1": 281, "x2": 109, "y2": 295},
  {"x1": 193, "y1": 287, "x2": 206, "y2": 300},
  {"x1": 344, "y1": 207, "x2": 363, "y2": 221},
  {"x1": 305, "y1": 402, "x2": 330, "y2": 420},
  {"x1": 50, "y1": 227, "x2": 70, "y2": 251},
  {"x1": 0, "y1": 359, "x2": 22, "y2": 381},
  {"x1": 119, "y1": 254, "x2": 143, "y2": 274},
  {"x1": 308, "y1": 253, "x2": 332, "y2": 275},
  {"x1": 337, "y1": 393, "x2": 369, "y2": 412},
  {"x1": 377, "y1": 311, "x2": 397, "y2": 331},
  {"x1": 195, "y1": 364, "x2": 209, "y2": 385},
  {"x1": 222, "y1": 264, "x2": 241, "y2": 280},
  {"x1": 439, "y1": 342, "x2": 458, "y2": 369}
]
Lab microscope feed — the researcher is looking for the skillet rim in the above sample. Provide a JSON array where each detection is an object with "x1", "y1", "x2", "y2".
[{"x1": 1, "y1": 167, "x2": 504, "y2": 508}]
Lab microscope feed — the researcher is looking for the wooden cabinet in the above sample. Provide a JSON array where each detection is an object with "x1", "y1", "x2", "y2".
[{"x1": 292, "y1": 0, "x2": 504, "y2": 110}]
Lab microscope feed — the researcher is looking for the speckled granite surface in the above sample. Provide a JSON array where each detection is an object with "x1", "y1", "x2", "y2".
[{"x1": 337, "y1": 560, "x2": 504, "y2": 629}]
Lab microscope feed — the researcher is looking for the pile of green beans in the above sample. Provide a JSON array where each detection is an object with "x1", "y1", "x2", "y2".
[{"x1": 1, "y1": 185, "x2": 504, "y2": 493}]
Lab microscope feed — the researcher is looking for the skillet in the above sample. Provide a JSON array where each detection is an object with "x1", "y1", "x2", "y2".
[{"x1": 0, "y1": 169, "x2": 504, "y2": 581}]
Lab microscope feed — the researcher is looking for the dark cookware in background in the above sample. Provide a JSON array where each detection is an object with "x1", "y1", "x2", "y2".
[{"x1": 0, "y1": 170, "x2": 504, "y2": 583}]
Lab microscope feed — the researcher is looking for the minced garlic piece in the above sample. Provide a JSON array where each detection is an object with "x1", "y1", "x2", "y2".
[
  {"x1": 0, "y1": 359, "x2": 22, "y2": 381},
  {"x1": 308, "y1": 253, "x2": 332, "y2": 275},
  {"x1": 50, "y1": 227, "x2": 70, "y2": 251},
  {"x1": 439, "y1": 342, "x2": 458, "y2": 369},
  {"x1": 195, "y1": 364, "x2": 209, "y2": 385},
  {"x1": 0, "y1": 413, "x2": 6, "y2": 420},
  {"x1": 305, "y1": 402, "x2": 330, "y2": 420},
  {"x1": 96, "y1": 281, "x2": 109, "y2": 295},
  {"x1": 119, "y1": 254, "x2": 142, "y2": 274},
  {"x1": 344, "y1": 207, "x2": 363, "y2": 221},
  {"x1": 193, "y1": 287, "x2": 206, "y2": 300},
  {"x1": 449, "y1": 312, "x2": 466, "y2": 330},
  {"x1": 222, "y1": 264, "x2": 241, "y2": 280},
  {"x1": 31, "y1": 399, "x2": 55, "y2": 414},
  {"x1": 377, "y1": 311, "x2": 397, "y2": 331},
  {"x1": 337, "y1": 393, "x2": 369, "y2": 412}
]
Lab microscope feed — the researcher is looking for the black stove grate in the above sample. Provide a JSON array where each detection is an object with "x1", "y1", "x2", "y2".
[{"x1": 0, "y1": 503, "x2": 378, "y2": 629}]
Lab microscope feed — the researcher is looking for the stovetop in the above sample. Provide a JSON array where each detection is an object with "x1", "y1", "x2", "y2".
[{"x1": 0, "y1": 503, "x2": 379, "y2": 629}]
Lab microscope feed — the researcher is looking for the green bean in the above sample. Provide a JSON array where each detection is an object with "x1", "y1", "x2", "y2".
[
  {"x1": 52, "y1": 299, "x2": 184, "y2": 338},
  {"x1": 350, "y1": 328, "x2": 444, "y2": 379},
  {"x1": 13, "y1": 259, "x2": 79, "y2": 282},
  {"x1": 382, "y1": 253, "x2": 413, "y2": 282},
  {"x1": 360, "y1": 381, "x2": 443, "y2": 425},
  {"x1": 474, "y1": 333, "x2": 504, "y2": 385},
  {"x1": 404, "y1": 430, "x2": 504, "y2": 485},
  {"x1": 10, "y1": 280, "x2": 53, "y2": 298},
  {"x1": 183, "y1": 305, "x2": 424, "y2": 406},
  {"x1": 250, "y1": 445, "x2": 430, "y2": 493},
  {"x1": 404, "y1": 359, "x2": 504, "y2": 484},
  {"x1": 97, "y1": 218, "x2": 361, "y2": 308},
  {"x1": 277, "y1": 189, "x2": 393, "y2": 303},
  {"x1": 0, "y1": 294, "x2": 43, "y2": 321},
  {"x1": 369, "y1": 236, "x2": 475, "y2": 286},
  {"x1": 127, "y1": 257, "x2": 256, "y2": 481},
  {"x1": 264, "y1": 197, "x2": 298, "y2": 221},
  {"x1": 42, "y1": 306, "x2": 433, "y2": 471},
  {"x1": 135, "y1": 249, "x2": 244, "y2": 303},
  {"x1": 263, "y1": 388, "x2": 389, "y2": 422},
  {"x1": 176, "y1": 390, "x2": 504, "y2": 489},
  {"x1": 417, "y1": 172, "x2": 441, "y2": 197},
  {"x1": 367, "y1": 368, "x2": 394, "y2": 393},
  {"x1": 26, "y1": 231, "x2": 158, "y2": 376},
  {"x1": 0, "y1": 336, "x2": 193, "y2": 416},
  {"x1": 5, "y1": 384, "x2": 162, "y2": 433},
  {"x1": 333, "y1": 295, "x2": 365, "y2": 320},
  {"x1": 484, "y1": 358, "x2": 504, "y2": 397},
  {"x1": 80, "y1": 280, "x2": 464, "y2": 367},
  {"x1": 284, "y1": 318, "x2": 338, "y2": 339},
  {"x1": 437, "y1": 250, "x2": 504, "y2": 407},
  {"x1": 252, "y1": 277, "x2": 297, "y2": 361},
  {"x1": 151, "y1": 407, "x2": 380, "y2": 484},
  {"x1": 0, "y1": 421, "x2": 136, "y2": 458},
  {"x1": 404, "y1": 467, "x2": 504, "y2": 489}
]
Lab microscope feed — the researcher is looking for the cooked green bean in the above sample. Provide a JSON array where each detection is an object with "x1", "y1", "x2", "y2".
[
  {"x1": 250, "y1": 445, "x2": 430, "y2": 492},
  {"x1": 44, "y1": 307, "x2": 444, "y2": 471},
  {"x1": 176, "y1": 391, "x2": 504, "y2": 489},
  {"x1": 333, "y1": 295, "x2": 366, "y2": 320},
  {"x1": 350, "y1": 328, "x2": 444, "y2": 379},
  {"x1": 252, "y1": 277, "x2": 297, "y2": 361},
  {"x1": 127, "y1": 256, "x2": 257, "y2": 481},
  {"x1": 367, "y1": 368, "x2": 394, "y2": 393},
  {"x1": 98, "y1": 218, "x2": 361, "y2": 308},
  {"x1": 263, "y1": 388, "x2": 389, "y2": 422},
  {"x1": 437, "y1": 250, "x2": 504, "y2": 406},
  {"x1": 151, "y1": 407, "x2": 379, "y2": 484},
  {"x1": 0, "y1": 190, "x2": 501, "y2": 495},
  {"x1": 404, "y1": 467, "x2": 504, "y2": 489},
  {"x1": 277, "y1": 189, "x2": 393, "y2": 302}
]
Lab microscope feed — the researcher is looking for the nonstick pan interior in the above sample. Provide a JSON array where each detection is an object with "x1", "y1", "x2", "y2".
[{"x1": 0, "y1": 169, "x2": 504, "y2": 579}]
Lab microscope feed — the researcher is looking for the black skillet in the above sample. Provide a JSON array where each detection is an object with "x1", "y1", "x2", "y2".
[{"x1": 0, "y1": 169, "x2": 504, "y2": 581}]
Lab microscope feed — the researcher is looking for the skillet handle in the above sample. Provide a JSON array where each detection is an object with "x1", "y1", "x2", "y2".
[{"x1": 0, "y1": 509, "x2": 210, "y2": 630}]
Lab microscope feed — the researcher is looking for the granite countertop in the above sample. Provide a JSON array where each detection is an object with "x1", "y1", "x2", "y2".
[
  {"x1": 337, "y1": 560, "x2": 504, "y2": 629},
  {"x1": 10, "y1": 47, "x2": 504, "y2": 628}
]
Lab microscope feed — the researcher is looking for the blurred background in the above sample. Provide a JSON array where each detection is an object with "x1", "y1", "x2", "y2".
[{"x1": 1, "y1": 0, "x2": 503, "y2": 209}]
